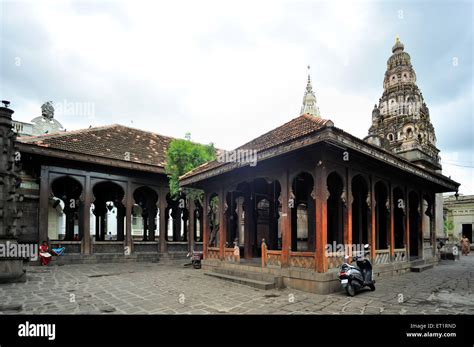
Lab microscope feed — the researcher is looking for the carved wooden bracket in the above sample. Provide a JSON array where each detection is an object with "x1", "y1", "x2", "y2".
[
  {"x1": 340, "y1": 189, "x2": 347, "y2": 207},
  {"x1": 288, "y1": 190, "x2": 295, "y2": 208},
  {"x1": 324, "y1": 186, "x2": 330, "y2": 201}
]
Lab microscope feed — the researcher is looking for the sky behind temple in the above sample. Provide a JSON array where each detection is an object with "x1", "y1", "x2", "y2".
[{"x1": 1, "y1": 0, "x2": 473, "y2": 193}]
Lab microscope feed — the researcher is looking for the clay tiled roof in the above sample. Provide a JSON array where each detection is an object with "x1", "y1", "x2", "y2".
[
  {"x1": 17, "y1": 124, "x2": 174, "y2": 168},
  {"x1": 180, "y1": 114, "x2": 333, "y2": 180}
]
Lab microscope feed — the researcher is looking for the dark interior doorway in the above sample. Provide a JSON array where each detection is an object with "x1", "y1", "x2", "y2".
[{"x1": 462, "y1": 224, "x2": 472, "y2": 243}]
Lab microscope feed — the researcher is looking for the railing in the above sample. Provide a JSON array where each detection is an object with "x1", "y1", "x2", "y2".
[
  {"x1": 393, "y1": 247, "x2": 407, "y2": 262},
  {"x1": 207, "y1": 247, "x2": 220, "y2": 260},
  {"x1": 327, "y1": 251, "x2": 345, "y2": 269},
  {"x1": 289, "y1": 251, "x2": 315, "y2": 269},
  {"x1": 266, "y1": 250, "x2": 282, "y2": 267},
  {"x1": 224, "y1": 247, "x2": 239, "y2": 263},
  {"x1": 375, "y1": 248, "x2": 390, "y2": 264}
]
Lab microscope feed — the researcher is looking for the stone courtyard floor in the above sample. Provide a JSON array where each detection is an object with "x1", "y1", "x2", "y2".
[{"x1": 0, "y1": 254, "x2": 473, "y2": 315}]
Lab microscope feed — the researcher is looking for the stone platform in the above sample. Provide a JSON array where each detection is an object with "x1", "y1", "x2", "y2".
[{"x1": 202, "y1": 256, "x2": 439, "y2": 294}]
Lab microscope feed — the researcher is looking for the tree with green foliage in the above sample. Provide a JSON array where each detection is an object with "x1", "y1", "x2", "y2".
[{"x1": 165, "y1": 134, "x2": 216, "y2": 200}]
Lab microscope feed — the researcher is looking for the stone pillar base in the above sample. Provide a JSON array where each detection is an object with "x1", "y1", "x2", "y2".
[
  {"x1": 0, "y1": 259, "x2": 27, "y2": 283},
  {"x1": 0, "y1": 240, "x2": 27, "y2": 283}
]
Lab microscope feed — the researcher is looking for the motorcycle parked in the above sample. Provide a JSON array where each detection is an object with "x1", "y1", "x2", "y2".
[
  {"x1": 186, "y1": 250, "x2": 203, "y2": 269},
  {"x1": 338, "y1": 244, "x2": 375, "y2": 296}
]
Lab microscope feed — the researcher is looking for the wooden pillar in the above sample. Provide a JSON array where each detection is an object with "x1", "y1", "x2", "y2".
[
  {"x1": 125, "y1": 182, "x2": 133, "y2": 254},
  {"x1": 188, "y1": 198, "x2": 195, "y2": 252},
  {"x1": 419, "y1": 190, "x2": 424, "y2": 258},
  {"x1": 431, "y1": 196, "x2": 436, "y2": 256},
  {"x1": 345, "y1": 169, "x2": 352, "y2": 259},
  {"x1": 94, "y1": 212, "x2": 100, "y2": 241},
  {"x1": 202, "y1": 191, "x2": 209, "y2": 258},
  {"x1": 243, "y1": 189, "x2": 254, "y2": 259},
  {"x1": 370, "y1": 177, "x2": 376, "y2": 262},
  {"x1": 81, "y1": 175, "x2": 91, "y2": 255},
  {"x1": 219, "y1": 189, "x2": 227, "y2": 259},
  {"x1": 38, "y1": 166, "x2": 49, "y2": 244},
  {"x1": 159, "y1": 188, "x2": 168, "y2": 254},
  {"x1": 315, "y1": 163, "x2": 328, "y2": 272},
  {"x1": 116, "y1": 205, "x2": 125, "y2": 241},
  {"x1": 405, "y1": 187, "x2": 410, "y2": 259},
  {"x1": 389, "y1": 184, "x2": 395, "y2": 259},
  {"x1": 280, "y1": 170, "x2": 291, "y2": 266}
]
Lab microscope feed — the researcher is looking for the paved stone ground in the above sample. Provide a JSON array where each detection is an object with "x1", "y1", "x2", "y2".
[{"x1": 0, "y1": 254, "x2": 472, "y2": 315}]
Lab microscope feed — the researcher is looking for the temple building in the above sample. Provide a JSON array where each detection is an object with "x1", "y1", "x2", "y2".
[
  {"x1": 0, "y1": 37, "x2": 461, "y2": 292},
  {"x1": 179, "y1": 38, "x2": 459, "y2": 294},
  {"x1": 444, "y1": 194, "x2": 473, "y2": 245},
  {"x1": 8, "y1": 111, "x2": 203, "y2": 261}
]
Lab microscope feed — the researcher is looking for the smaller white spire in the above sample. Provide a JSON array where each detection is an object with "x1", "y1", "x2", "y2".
[{"x1": 300, "y1": 65, "x2": 320, "y2": 117}]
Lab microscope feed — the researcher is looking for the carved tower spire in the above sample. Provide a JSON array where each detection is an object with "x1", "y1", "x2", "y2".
[
  {"x1": 365, "y1": 37, "x2": 441, "y2": 171},
  {"x1": 300, "y1": 65, "x2": 321, "y2": 117}
]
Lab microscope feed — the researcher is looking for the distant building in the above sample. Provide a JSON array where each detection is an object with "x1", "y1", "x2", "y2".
[{"x1": 444, "y1": 195, "x2": 474, "y2": 243}]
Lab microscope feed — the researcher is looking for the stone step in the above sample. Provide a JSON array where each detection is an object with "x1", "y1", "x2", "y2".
[
  {"x1": 30, "y1": 253, "x2": 160, "y2": 266},
  {"x1": 212, "y1": 267, "x2": 280, "y2": 283},
  {"x1": 204, "y1": 272, "x2": 276, "y2": 290},
  {"x1": 410, "y1": 263, "x2": 434, "y2": 272}
]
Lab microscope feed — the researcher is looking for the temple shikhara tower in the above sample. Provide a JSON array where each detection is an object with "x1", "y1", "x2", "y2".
[
  {"x1": 366, "y1": 36, "x2": 441, "y2": 172},
  {"x1": 300, "y1": 66, "x2": 321, "y2": 117},
  {"x1": 365, "y1": 36, "x2": 445, "y2": 237}
]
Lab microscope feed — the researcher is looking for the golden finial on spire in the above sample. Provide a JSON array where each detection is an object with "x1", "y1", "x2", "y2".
[{"x1": 396, "y1": 34, "x2": 400, "y2": 43}]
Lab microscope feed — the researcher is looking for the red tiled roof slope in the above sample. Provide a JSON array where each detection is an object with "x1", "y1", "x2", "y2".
[
  {"x1": 17, "y1": 124, "x2": 174, "y2": 168},
  {"x1": 181, "y1": 114, "x2": 333, "y2": 179}
]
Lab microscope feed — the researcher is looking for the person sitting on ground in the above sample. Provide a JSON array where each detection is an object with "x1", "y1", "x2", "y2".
[{"x1": 39, "y1": 241, "x2": 52, "y2": 266}]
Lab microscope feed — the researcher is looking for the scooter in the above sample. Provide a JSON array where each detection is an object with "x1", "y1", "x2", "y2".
[
  {"x1": 338, "y1": 244, "x2": 375, "y2": 296},
  {"x1": 186, "y1": 250, "x2": 203, "y2": 269}
]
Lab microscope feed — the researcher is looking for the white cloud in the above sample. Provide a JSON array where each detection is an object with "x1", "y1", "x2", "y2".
[{"x1": 2, "y1": 0, "x2": 472, "y2": 193}]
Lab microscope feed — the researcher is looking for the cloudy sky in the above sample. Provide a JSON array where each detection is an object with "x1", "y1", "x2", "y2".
[{"x1": 1, "y1": 0, "x2": 473, "y2": 193}]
